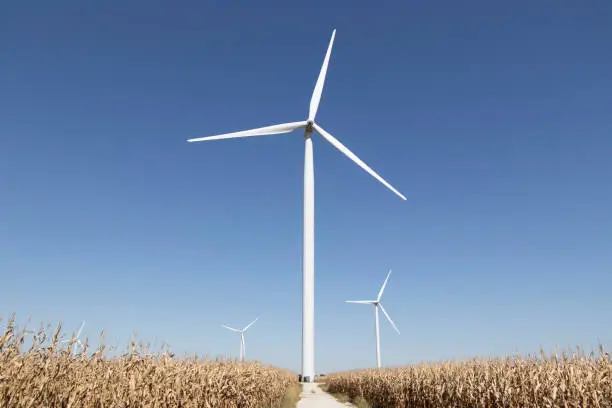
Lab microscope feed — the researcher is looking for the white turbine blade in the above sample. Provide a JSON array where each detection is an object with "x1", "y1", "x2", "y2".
[
  {"x1": 76, "y1": 321, "x2": 85, "y2": 339},
  {"x1": 377, "y1": 270, "x2": 392, "y2": 301},
  {"x1": 345, "y1": 300, "x2": 376, "y2": 304},
  {"x1": 242, "y1": 316, "x2": 259, "y2": 332},
  {"x1": 187, "y1": 121, "x2": 307, "y2": 143},
  {"x1": 378, "y1": 304, "x2": 400, "y2": 335},
  {"x1": 313, "y1": 123, "x2": 407, "y2": 201},
  {"x1": 309, "y1": 29, "x2": 336, "y2": 122},
  {"x1": 222, "y1": 325, "x2": 241, "y2": 333}
]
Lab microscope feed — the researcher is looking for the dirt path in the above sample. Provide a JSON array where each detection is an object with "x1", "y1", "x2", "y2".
[{"x1": 296, "y1": 383, "x2": 354, "y2": 407}]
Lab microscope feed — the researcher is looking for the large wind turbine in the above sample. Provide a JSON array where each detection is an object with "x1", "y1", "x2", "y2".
[
  {"x1": 222, "y1": 317, "x2": 259, "y2": 362},
  {"x1": 346, "y1": 270, "x2": 400, "y2": 368},
  {"x1": 188, "y1": 30, "x2": 406, "y2": 382},
  {"x1": 60, "y1": 320, "x2": 85, "y2": 355}
]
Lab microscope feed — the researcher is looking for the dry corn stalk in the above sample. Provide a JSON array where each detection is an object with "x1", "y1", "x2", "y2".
[
  {"x1": 0, "y1": 315, "x2": 296, "y2": 408},
  {"x1": 325, "y1": 345, "x2": 612, "y2": 408}
]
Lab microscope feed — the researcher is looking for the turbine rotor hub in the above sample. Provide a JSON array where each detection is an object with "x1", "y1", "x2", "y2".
[{"x1": 305, "y1": 121, "x2": 315, "y2": 134}]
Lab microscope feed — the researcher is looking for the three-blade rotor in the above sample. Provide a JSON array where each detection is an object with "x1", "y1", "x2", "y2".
[
  {"x1": 222, "y1": 316, "x2": 259, "y2": 334},
  {"x1": 222, "y1": 317, "x2": 259, "y2": 362},
  {"x1": 187, "y1": 29, "x2": 406, "y2": 201},
  {"x1": 345, "y1": 270, "x2": 400, "y2": 334},
  {"x1": 61, "y1": 321, "x2": 86, "y2": 353}
]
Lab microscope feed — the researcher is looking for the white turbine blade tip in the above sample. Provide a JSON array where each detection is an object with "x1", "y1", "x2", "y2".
[
  {"x1": 76, "y1": 322, "x2": 85, "y2": 338},
  {"x1": 313, "y1": 123, "x2": 407, "y2": 201},
  {"x1": 243, "y1": 316, "x2": 259, "y2": 331},
  {"x1": 187, "y1": 121, "x2": 306, "y2": 143},
  {"x1": 379, "y1": 304, "x2": 400, "y2": 334},
  {"x1": 308, "y1": 30, "x2": 337, "y2": 122},
  {"x1": 377, "y1": 270, "x2": 392, "y2": 301}
]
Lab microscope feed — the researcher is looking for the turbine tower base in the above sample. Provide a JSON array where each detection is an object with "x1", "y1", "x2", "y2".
[{"x1": 298, "y1": 375, "x2": 313, "y2": 383}]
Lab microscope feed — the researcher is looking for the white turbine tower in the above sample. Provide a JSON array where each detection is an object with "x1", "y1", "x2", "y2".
[
  {"x1": 222, "y1": 317, "x2": 259, "y2": 362},
  {"x1": 346, "y1": 270, "x2": 400, "y2": 368},
  {"x1": 188, "y1": 30, "x2": 406, "y2": 382},
  {"x1": 61, "y1": 320, "x2": 85, "y2": 355}
]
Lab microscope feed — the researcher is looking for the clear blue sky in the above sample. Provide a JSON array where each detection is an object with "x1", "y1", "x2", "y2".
[{"x1": 1, "y1": 1, "x2": 611, "y2": 373}]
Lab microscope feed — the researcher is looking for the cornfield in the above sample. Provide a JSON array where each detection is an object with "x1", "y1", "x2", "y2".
[
  {"x1": 0, "y1": 315, "x2": 297, "y2": 408},
  {"x1": 325, "y1": 346, "x2": 612, "y2": 408}
]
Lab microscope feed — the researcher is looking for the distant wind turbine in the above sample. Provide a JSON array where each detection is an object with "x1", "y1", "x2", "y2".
[
  {"x1": 61, "y1": 321, "x2": 85, "y2": 354},
  {"x1": 346, "y1": 270, "x2": 400, "y2": 368},
  {"x1": 188, "y1": 29, "x2": 406, "y2": 382},
  {"x1": 222, "y1": 317, "x2": 259, "y2": 362}
]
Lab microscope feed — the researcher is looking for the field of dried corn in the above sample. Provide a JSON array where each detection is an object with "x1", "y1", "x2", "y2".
[
  {"x1": 0, "y1": 316, "x2": 298, "y2": 408},
  {"x1": 325, "y1": 346, "x2": 612, "y2": 408}
]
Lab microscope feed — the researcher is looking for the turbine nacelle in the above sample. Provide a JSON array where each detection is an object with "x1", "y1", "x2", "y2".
[{"x1": 304, "y1": 121, "x2": 315, "y2": 135}]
